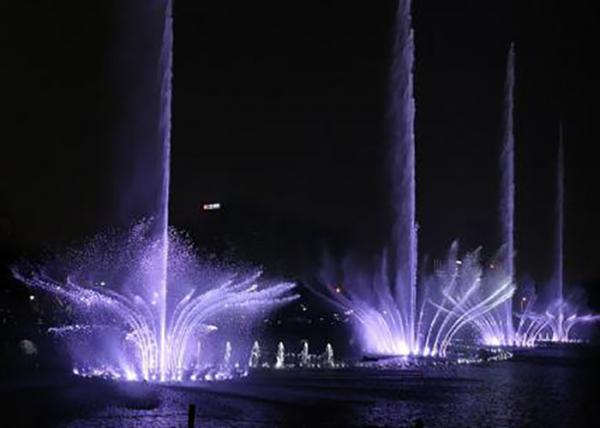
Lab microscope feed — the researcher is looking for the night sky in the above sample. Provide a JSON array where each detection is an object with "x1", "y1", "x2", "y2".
[{"x1": 2, "y1": 1, "x2": 599, "y2": 290}]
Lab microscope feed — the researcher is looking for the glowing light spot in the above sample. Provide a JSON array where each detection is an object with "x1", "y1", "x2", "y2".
[
  {"x1": 202, "y1": 203, "x2": 221, "y2": 211},
  {"x1": 124, "y1": 369, "x2": 137, "y2": 381}
]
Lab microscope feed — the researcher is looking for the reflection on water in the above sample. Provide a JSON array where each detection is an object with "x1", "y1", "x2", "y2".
[{"x1": 3, "y1": 347, "x2": 599, "y2": 427}]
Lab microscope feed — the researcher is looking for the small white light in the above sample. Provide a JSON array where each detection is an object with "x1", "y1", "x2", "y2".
[
  {"x1": 29, "y1": 295, "x2": 35, "y2": 301},
  {"x1": 202, "y1": 202, "x2": 221, "y2": 211}
]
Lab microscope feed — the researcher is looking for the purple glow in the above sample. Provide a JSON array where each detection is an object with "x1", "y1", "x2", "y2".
[
  {"x1": 510, "y1": 281, "x2": 548, "y2": 347},
  {"x1": 317, "y1": 245, "x2": 514, "y2": 357},
  {"x1": 387, "y1": 0, "x2": 418, "y2": 353},
  {"x1": 12, "y1": 222, "x2": 298, "y2": 381},
  {"x1": 542, "y1": 135, "x2": 599, "y2": 342},
  {"x1": 157, "y1": 0, "x2": 173, "y2": 382},
  {"x1": 508, "y1": 129, "x2": 599, "y2": 345},
  {"x1": 11, "y1": 0, "x2": 299, "y2": 382},
  {"x1": 313, "y1": 1, "x2": 514, "y2": 358},
  {"x1": 474, "y1": 44, "x2": 517, "y2": 346},
  {"x1": 555, "y1": 132, "x2": 564, "y2": 306}
]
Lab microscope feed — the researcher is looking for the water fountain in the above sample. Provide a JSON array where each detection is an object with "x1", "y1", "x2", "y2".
[
  {"x1": 506, "y1": 127, "x2": 599, "y2": 346},
  {"x1": 12, "y1": 222, "x2": 297, "y2": 381},
  {"x1": 11, "y1": 0, "x2": 298, "y2": 382},
  {"x1": 323, "y1": 343, "x2": 335, "y2": 368},
  {"x1": 387, "y1": 0, "x2": 418, "y2": 355},
  {"x1": 541, "y1": 133, "x2": 599, "y2": 341},
  {"x1": 249, "y1": 341, "x2": 261, "y2": 368},
  {"x1": 300, "y1": 341, "x2": 309, "y2": 367},
  {"x1": 222, "y1": 341, "x2": 232, "y2": 369},
  {"x1": 511, "y1": 281, "x2": 549, "y2": 347},
  {"x1": 473, "y1": 44, "x2": 517, "y2": 347},
  {"x1": 275, "y1": 342, "x2": 285, "y2": 369},
  {"x1": 313, "y1": 0, "x2": 513, "y2": 358},
  {"x1": 156, "y1": 0, "x2": 173, "y2": 382}
]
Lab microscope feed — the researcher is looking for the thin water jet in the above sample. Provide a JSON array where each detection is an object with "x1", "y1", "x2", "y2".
[
  {"x1": 542, "y1": 130, "x2": 599, "y2": 341},
  {"x1": 474, "y1": 45, "x2": 517, "y2": 346}
]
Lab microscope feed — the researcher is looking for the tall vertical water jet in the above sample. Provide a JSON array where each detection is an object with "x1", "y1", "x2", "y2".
[
  {"x1": 542, "y1": 125, "x2": 599, "y2": 342},
  {"x1": 555, "y1": 127, "x2": 564, "y2": 304},
  {"x1": 552, "y1": 127, "x2": 565, "y2": 340},
  {"x1": 314, "y1": 0, "x2": 513, "y2": 358},
  {"x1": 498, "y1": 44, "x2": 516, "y2": 343},
  {"x1": 388, "y1": 0, "x2": 418, "y2": 352},
  {"x1": 11, "y1": 0, "x2": 300, "y2": 381},
  {"x1": 473, "y1": 44, "x2": 518, "y2": 347},
  {"x1": 157, "y1": 0, "x2": 173, "y2": 381}
]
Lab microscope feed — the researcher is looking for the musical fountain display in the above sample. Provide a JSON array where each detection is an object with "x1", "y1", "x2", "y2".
[
  {"x1": 313, "y1": 0, "x2": 597, "y2": 358},
  {"x1": 313, "y1": 0, "x2": 514, "y2": 358},
  {"x1": 472, "y1": 44, "x2": 517, "y2": 347},
  {"x1": 9, "y1": 0, "x2": 598, "y2": 388},
  {"x1": 11, "y1": 0, "x2": 298, "y2": 383},
  {"x1": 530, "y1": 136, "x2": 600, "y2": 343}
]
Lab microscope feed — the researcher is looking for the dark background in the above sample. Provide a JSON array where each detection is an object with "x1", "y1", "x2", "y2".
[{"x1": 1, "y1": 0, "x2": 599, "y2": 298}]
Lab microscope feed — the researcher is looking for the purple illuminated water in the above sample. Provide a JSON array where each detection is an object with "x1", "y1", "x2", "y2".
[
  {"x1": 511, "y1": 127, "x2": 599, "y2": 345},
  {"x1": 157, "y1": 0, "x2": 173, "y2": 382},
  {"x1": 476, "y1": 44, "x2": 517, "y2": 347},
  {"x1": 314, "y1": 0, "x2": 514, "y2": 358},
  {"x1": 388, "y1": 0, "x2": 418, "y2": 353},
  {"x1": 499, "y1": 44, "x2": 516, "y2": 342},
  {"x1": 543, "y1": 132, "x2": 599, "y2": 341},
  {"x1": 11, "y1": 0, "x2": 299, "y2": 382},
  {"x1": 7, "y1": 349, "x2": 600, "y2": 428},
  {"x1": 13, "y1": 222, "x2": 298, "y2": 381},
  {"x1": 555, "y1": 133, "x2": 564, "y2": 308}
]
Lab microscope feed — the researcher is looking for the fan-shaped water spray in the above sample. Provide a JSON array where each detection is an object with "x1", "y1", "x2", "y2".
[
  {"x1": 11, "y1": 0, "x2": 298, "y2": 381},
  {"x1": 313, "y1": 0, "x2": 514, "y2": 358},
  {"x1": 12, "y1": 223, "x2": 297, "y2": 381}
]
